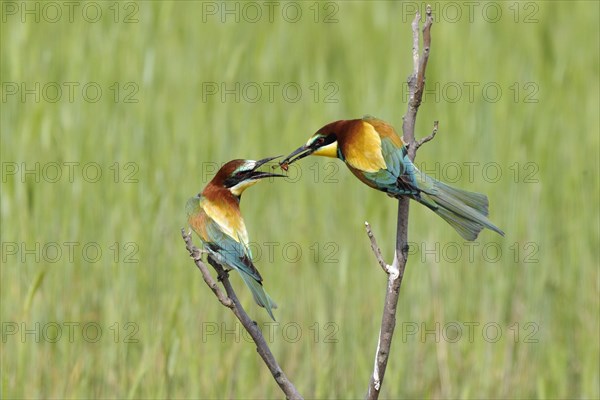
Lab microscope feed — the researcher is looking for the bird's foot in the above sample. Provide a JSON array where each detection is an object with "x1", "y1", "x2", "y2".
[
  {"x1": 190, "y1": 247, "x2": 206, "y2": 262},
  {"x1": 217, "y1": 270, "x2": 230, "y2": 282}
]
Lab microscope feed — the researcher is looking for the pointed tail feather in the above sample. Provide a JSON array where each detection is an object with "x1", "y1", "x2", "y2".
[
  {"x1": 417, "y1": 177, "x2": 505, "y2": 241},
  {"x1": 238, "y1": 270, "x2": 277, "y2": 320}
]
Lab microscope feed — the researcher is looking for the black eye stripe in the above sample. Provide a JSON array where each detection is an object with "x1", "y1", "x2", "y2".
[
  {"x1": 314, "y1": 134, "x2": 335, "y2": 147},
  {"x1": 223, "y1": 170, "x2": 252, "y2": 187}
]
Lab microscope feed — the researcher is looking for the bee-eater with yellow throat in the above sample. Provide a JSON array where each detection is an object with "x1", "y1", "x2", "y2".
[
  {"x1": 186, "y1": 157, "x2": 283, "y2": 320},
  {"x1": 280, "y1": 116, "x2": 504, "y2": 240}
]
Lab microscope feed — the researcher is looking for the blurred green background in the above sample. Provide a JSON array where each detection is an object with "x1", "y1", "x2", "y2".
[{"x1": 1, "y1": 1, "x2": 598, "y2": 398}]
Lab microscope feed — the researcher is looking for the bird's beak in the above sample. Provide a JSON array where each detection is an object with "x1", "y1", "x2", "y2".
[
  {"x1": 249, "y1": 156, "x2": 286, "y2": 179},
  {"x1": 279, "y1": 145, "x2": 314, "y2": 168}
]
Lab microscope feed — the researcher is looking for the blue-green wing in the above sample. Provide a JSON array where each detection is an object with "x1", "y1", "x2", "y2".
[
  {"x1": 362, "y1": 137, "x2": 419, "y2": 195},
  {"x1": 203, "y1": 218, "x2": 263, "y2": 282}
]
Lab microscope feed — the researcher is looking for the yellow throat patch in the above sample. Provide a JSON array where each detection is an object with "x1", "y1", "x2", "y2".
[
  {"x1": 229, "y1": 179, "x2": 259, "y2": 197},
  {"x1": 312, "y1": 141, "x2": 338, "y2": 158}
]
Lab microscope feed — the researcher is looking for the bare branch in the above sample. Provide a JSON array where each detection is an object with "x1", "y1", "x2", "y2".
[
  {"x1": 415, "y1": 5, "x2": 433, "y2": 99},
  {"x1": 404, "y1": 4, "x2": 434, "y2": 160},
  {"x1": 366, "y1": 5, "x2": 435, "y2": 399},
  {"x1": 416, "y1": 120, "x2": 439, "y2": 149},
  {"x1": 364, "y1": 222, "x2": 390, "y2": 274},
  {"x1": 181, "y1": 229, "x2": 303, "y2": 399},
  {"x1": 411, "y1": 11, "x2": 421, "y2": 75}
]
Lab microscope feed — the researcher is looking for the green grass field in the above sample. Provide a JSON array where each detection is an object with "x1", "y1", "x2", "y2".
[{"x1": 1, "y1": 1, "x2": 598, "y2": 398}]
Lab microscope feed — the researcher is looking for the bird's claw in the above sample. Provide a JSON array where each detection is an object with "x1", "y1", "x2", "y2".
[
  {"x1": 217, "y1": 270, "x2": 230, "y2": 282},
  {"x1": 190, "y1": 247, "x2": 207, "y2": 262}
]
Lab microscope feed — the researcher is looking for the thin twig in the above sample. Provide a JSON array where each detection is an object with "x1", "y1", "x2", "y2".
[
  {"x1": 415, "y1": 6, "x2": 433, "y2": 102},
  {"x1": 403, "y1": 5, "x2": 434, "y2": 160},
  {"x1": 365, "y1": 222, "x2": 389, "y2": 274},
  {"x1": 416, "y1": 120, "x2": 439, "y2": 149},
  {"x1": 366, "y1": 5, "x2": 435, "y2": 400},
  {"x1": 181, "y1": 229, "x2": 303, "y2": 400}
]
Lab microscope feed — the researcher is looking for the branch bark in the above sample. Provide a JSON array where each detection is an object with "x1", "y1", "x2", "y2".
[
  {"x1": 366, "y1": 6, "x2": 434, "y2": 399},
  {"x1": 181, "y1": 229, "x2": 303, "y2": 400},
  {"x1": 365, "y1": 222, "x2": 389, "y2": 274}
]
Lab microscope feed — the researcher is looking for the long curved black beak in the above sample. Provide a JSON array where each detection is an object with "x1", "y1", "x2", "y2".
[
  {"x1": 279, "y1": 145, "x2": 314, "y2": 167},
  {"x1": 249, "y1": 156, "x2": 286, "y2": 179}
]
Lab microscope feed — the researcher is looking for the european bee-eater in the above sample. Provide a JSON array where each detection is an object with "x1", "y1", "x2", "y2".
[
  {"x1": 186, "y1": 157, "x2": 283, "y2": 320},
  {"x1": 280, "y1": 116, "x2": 504, "y2": 240}
]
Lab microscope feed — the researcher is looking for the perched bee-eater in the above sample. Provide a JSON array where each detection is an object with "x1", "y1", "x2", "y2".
[
  {"x1": 280, "y1": 116, "x2": 504, "y2": 240},
  {"x1": 186, "y1": 157, "x2": 283, "y2": 320}
]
